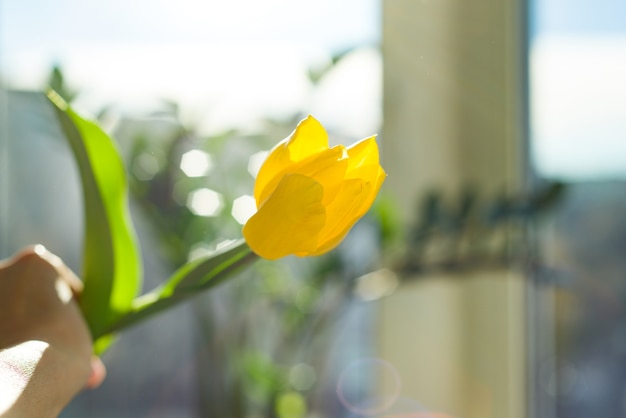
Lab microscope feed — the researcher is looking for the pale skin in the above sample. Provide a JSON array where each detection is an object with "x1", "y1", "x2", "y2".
[{"x1": 0, "y1": 246, "x2": 106, "y2": 418}]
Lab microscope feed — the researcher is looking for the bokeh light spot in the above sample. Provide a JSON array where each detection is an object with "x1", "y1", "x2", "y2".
[
  {"x1": 248, "y1": 150, "x2": 269, "y2": 178},
  {"x1": 231, "y1": 194, "x2": 257, "y2": 224},
  {"x1": 187, "y1": 188, "x2": 223, "y2": 217},
  {"x1": 275, "y1": 391, "x2": 307, "y2": 418},
  {"x1": 289, "y1": 363, "x2": 317, "y2": 391},
  {"x1": 133, "y1": 152, "x2": 160, "y2": 180},
  {"x1": 180, "y1": 149, "x2": 213, "y2": 177},
  {"x1": 337, "y1": 358, "x2": 401, "y2": 415}
]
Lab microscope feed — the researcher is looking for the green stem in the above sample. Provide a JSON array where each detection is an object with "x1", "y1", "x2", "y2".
[{"x1": 93, "y1": 244, "x2": 258, "y2": 340}]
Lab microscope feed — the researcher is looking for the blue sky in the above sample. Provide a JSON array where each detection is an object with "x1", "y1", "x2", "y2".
[{"x1": 532, "y1": 0, "x2": 626, "y2": 37}]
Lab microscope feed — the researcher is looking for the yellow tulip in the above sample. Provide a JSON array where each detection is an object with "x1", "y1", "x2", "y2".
[{"x1": 243, "y1": 115, "x2": 386, "y2": 260}]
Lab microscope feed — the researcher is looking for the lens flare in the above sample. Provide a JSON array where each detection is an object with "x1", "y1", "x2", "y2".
[{"x1": 336, "y1": 358, "x2": 401, "y2": 415}]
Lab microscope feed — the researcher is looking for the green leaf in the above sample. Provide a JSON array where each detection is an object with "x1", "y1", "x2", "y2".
[
  {"x1": 98, "y1": 240, "x2": 256, "y2": 339},
  {"x1": 47, "y1": 91, "x2": 142, "y2": 340},
  {"x1": 157, "y1": 239, "x2": 253, "y2": 297}
]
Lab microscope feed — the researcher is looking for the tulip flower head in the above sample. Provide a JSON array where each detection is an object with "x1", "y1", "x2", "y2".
[{"x1": 243, "y1": 115, "x2": 386, "y2": 260}]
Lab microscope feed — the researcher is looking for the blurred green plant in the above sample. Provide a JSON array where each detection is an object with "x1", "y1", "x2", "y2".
[
  {"x1": 47, "y1": 65, "x2": 77, "y2": 103},
  {"x1": 119, "y1": 105, "x2": 390, "y2": 417},
  {"x1": 47, "y1": 91, "x2": 259, "y2": 354},
  {"x1": 44, "y1": 55, "x2": 390, "y2": 417},
  {"x1": 39, "y1": 55, "x2": 566, "y2": 417},
  {"x1": 396, "y1": 182, "x2": 565, "y2": 277}
]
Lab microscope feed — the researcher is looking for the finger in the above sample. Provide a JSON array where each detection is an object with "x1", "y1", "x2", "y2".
[
  {"x1": 85, "y1": 356, "x2": 107, "y2": 389},
  {"x1": 0, "y1": 245, "x2": 43, "y2": 269},
  {"x1": 56, "y1": 263, "x2": 84, "y2": 297},
  {"x1": 32, "y1": 245, "x2": 84, "y2": 294}
]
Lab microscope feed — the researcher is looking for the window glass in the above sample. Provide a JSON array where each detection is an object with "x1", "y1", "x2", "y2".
[{"x1": 529, "y1": 1, "x2": 626, "y2": 416}]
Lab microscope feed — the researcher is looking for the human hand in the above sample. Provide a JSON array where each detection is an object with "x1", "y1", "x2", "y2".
[{"x1": 0, "y1": 245, "x2": 106, "y2": 417}]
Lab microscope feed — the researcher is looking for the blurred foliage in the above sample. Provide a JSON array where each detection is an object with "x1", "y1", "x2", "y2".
[
  {"x1": 307, "y1": 49, "x2": 353, "y2": 85},
  {"x1": 396, "y1": 182, "x2": 565, "y2": 278},
  {"x1": 121, "y1": 108, "x2": 388, "y2": 416},
  {"x1": 95, "y1": 52, "x2": 387, "y2": 414},
  {"x1": 120, "y1": 101, "x2": 562, "y2": 415},
  {"x1": 47, "y1": 65, "x2": 77, "y2": 103},
  {"x1": 43, "y1": 61, "x2": 564, "y2": 417},
  {"x1": 45, "y1": 60, "x2": 387, "y2": 417}
]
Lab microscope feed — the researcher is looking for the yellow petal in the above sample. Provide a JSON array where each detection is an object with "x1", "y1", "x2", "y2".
[
  {"x1": 310, "y1": 147, "x2": 349, "y2": 206},
  {"x1": 256, "y1": 146, "x2": 348, "y2": 207},
  {"x1": 346, "y1": 136, "x2": 379, "y2": 175},
  {"x1": 353, "y1": 165, "x2": 387, "y2": 217},
  {"x1": 254, "y1": 116, "x2": 328, "y2": 205},
  {"x1": 309, "y1": 179, "x2": 373, "y2": 256},
  {"x1": 244, "y1": 174, "x2": 326, "y2": 260},
  {"x1": 312, "y1": 165, "x2": 386, "y2": 256},
  {"x1": 286, "y1": 115, "x2": 329, "y2": 161}
]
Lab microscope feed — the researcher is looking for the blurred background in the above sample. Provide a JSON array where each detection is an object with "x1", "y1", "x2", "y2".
[{"x1": 0, "y1": 0, "x2": 625, "y2": 417}]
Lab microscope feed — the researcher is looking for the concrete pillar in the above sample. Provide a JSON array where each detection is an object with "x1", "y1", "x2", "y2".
[{"x1": 380, "y1": 0, "x2": 527, "y2": 416}]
